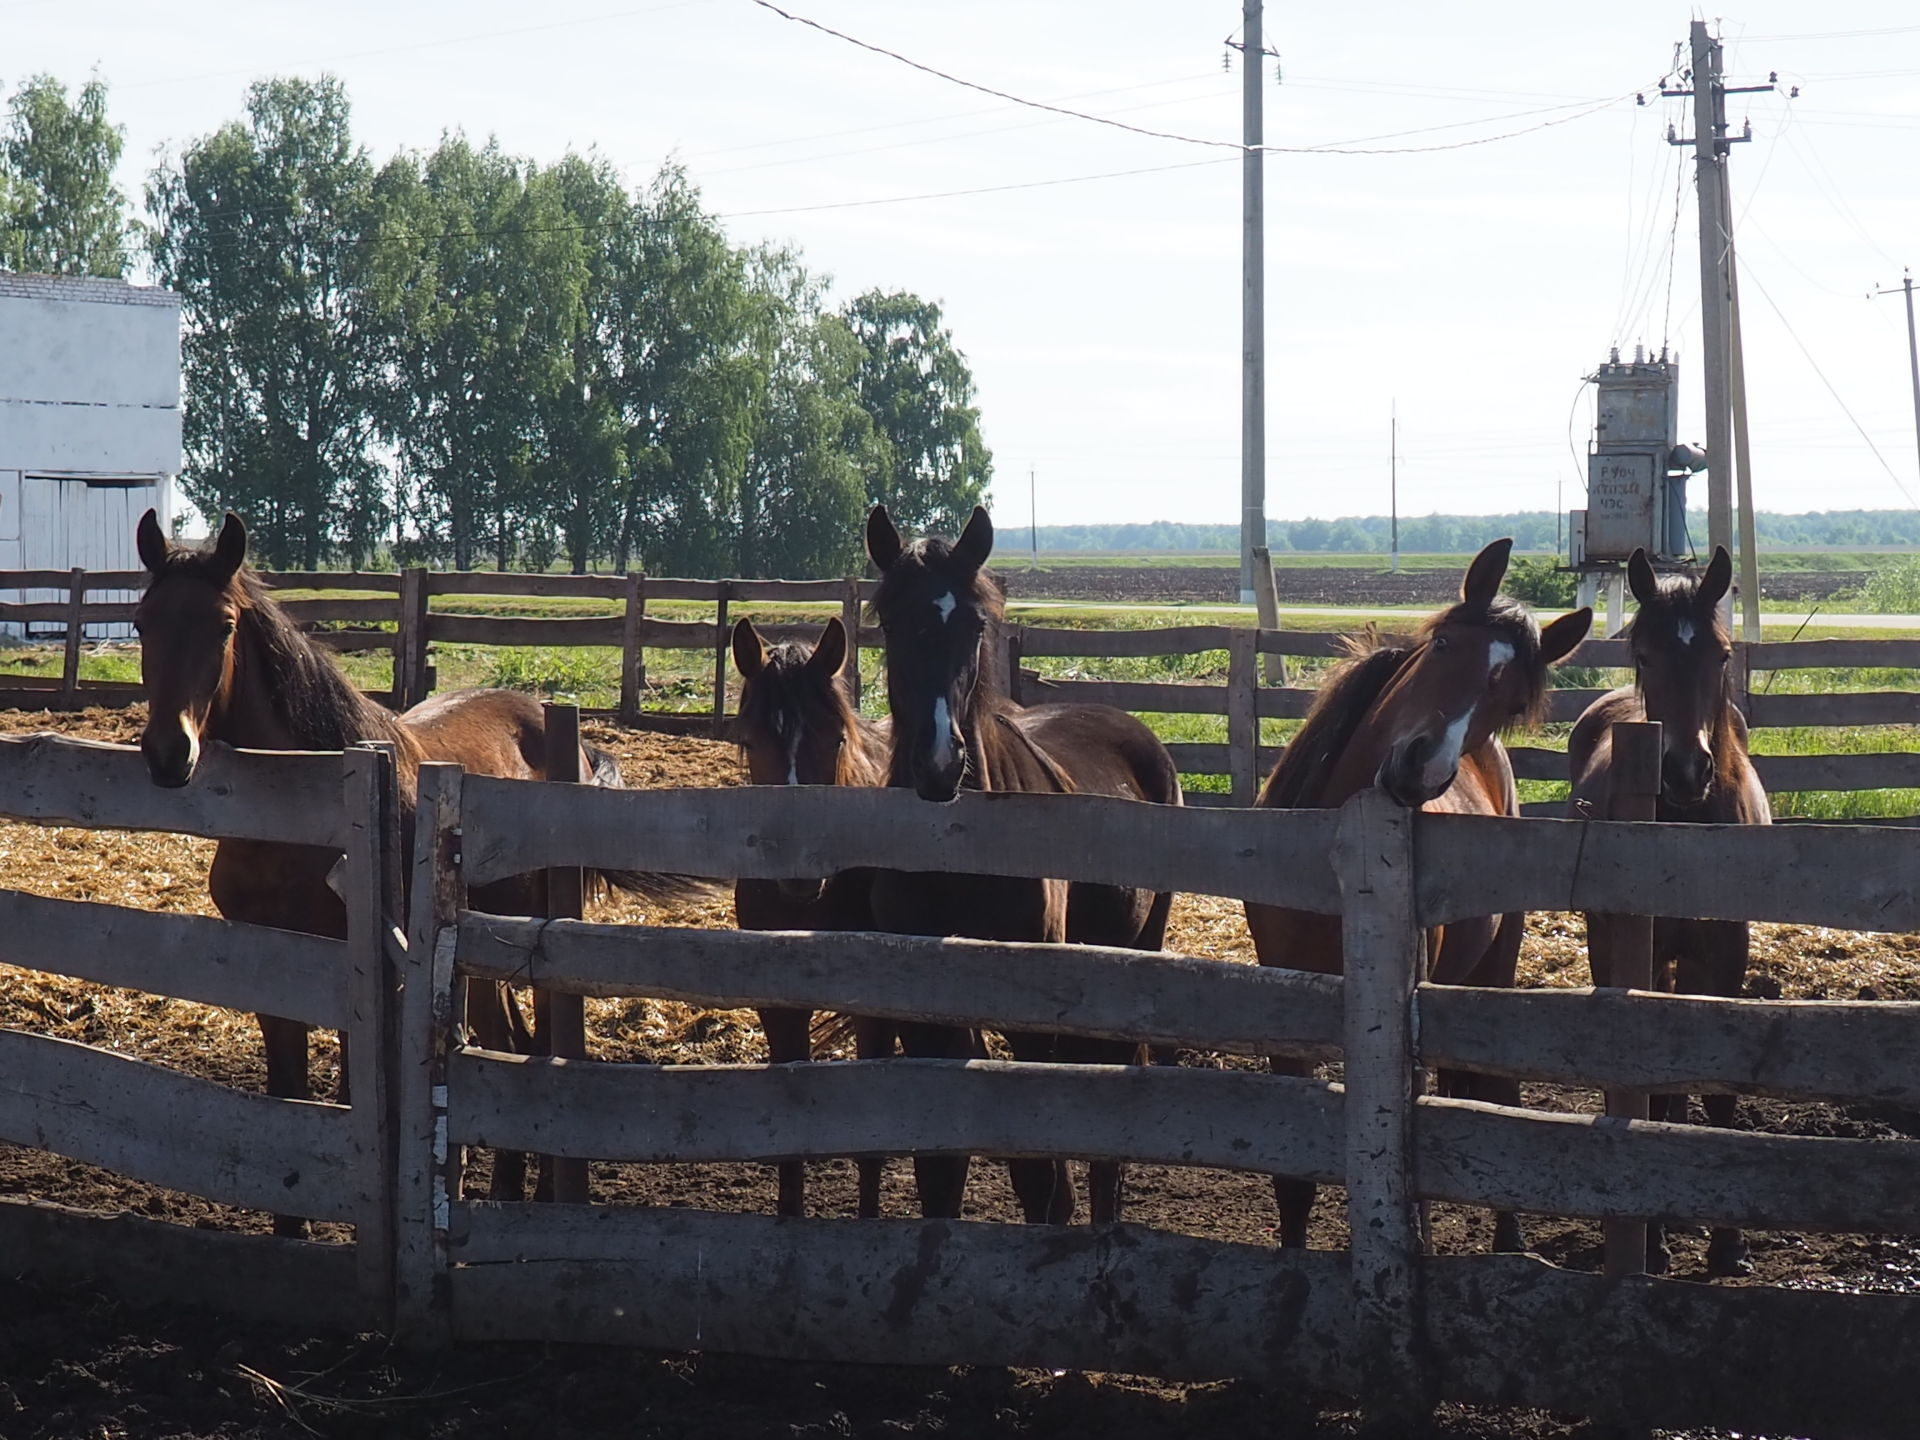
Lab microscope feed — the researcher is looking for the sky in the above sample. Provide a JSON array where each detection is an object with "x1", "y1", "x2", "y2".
[{"x1": 10, "y1": 0, "x2": 1920, "y2": 533}]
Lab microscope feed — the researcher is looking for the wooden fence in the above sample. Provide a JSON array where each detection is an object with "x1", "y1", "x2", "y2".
[
  {"x1": 10, "y1": 567, "x2": 1919, "y2": 816},
  {"x1": 3, "y1": 732, "x2": 1920, "y2": 1433}
]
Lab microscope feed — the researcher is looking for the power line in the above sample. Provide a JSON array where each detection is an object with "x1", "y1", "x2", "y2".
[
  {"x1": 715, "y1": 155, "x2": 1238, "y2": 219},
  {"x1": 1740, "y1": 257, "x2": 1920, "y2": 507},
  {"x1": 747, "y1": 0, "x2": 1652, "y2": 157}
]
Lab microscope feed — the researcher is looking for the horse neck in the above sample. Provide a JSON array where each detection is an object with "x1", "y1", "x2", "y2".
[{"x1": 215, "y1": 604, "x2": 422, "y2": 795}]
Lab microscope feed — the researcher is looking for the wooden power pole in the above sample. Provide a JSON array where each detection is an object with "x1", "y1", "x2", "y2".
[
  {"x1": 1238, "y1": 0, "x2": 1266, "y2": 605},
  {"x1": 1876, "y1": 271, "x2": 1920, "y2": 487},
  {"x1": 1667, "y1": 22, "x2": 1771, "y2": 630}
]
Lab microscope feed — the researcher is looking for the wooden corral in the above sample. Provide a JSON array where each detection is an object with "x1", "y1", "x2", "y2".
[
  {"x1": 3, "y1": 732, "x2": 1920, "y2": 1434},
  {"x1": 12, "y1": 566, "x2": 1920, "y2": 816}
]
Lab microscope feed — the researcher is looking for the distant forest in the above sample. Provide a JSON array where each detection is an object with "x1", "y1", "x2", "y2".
[{"x1": 1001, "y1": 511, "x2": 1920, "y2": 555}]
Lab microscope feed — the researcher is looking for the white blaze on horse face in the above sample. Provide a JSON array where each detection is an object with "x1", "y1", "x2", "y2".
[
  {"x1": 930, "y1": 696, "x2": 954, "y2": 771},
  {"x1": 179, "y1": 714, "x2": 201, "y2": 776},
  {"x1": 933, "y1": 591, "x2": 956, "y2": 624},
  {"x1": 785, "y1": 716, "x2": 804, "y2": 786},
  {"x1": 1678, "y1": 619, "x2": 1696, "y2": 647},
  {"x1": 1421, "y1": 710, "x2": 1474, "y2": 793},
  {"x1": 1488, "y1": 640, "x2": 1515, "y2": 672}
]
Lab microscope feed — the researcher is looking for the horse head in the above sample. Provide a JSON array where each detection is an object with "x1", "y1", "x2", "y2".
[
  {"x1": 732, "y1": 615, "x2": 860, "y2": 902},
  {"x1": 1627, "y1": 545, "x2": 1735, "y2": 806},
  {"x1": 133, "y1": 509, "x2": 248, "y2": 788},
  {"x1": 866, "y1": 504, "x2": 996, "y2": 803},
  {"x1": 1367, "y1": 539, "x2": 1592, "y2": 808}
]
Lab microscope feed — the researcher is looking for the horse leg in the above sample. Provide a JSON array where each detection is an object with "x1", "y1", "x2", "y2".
[
  {"x1": 259, "y1": 1014, "x2": 313, "y2": 1238},
  {"x1": 897, "y1": 1021, "x2": 972, "y2": 1219},
  {"x1": 1685, "y1": 921, "x2": 1753, "y2": 1278},
  {"x1": 1267, "y1": 1052, "x2": 1316, "y2": 1248},
  {"x1": 466, "y1": 980, "x2": 531, "y2": 1203},
  {"x1": 1439, "y1": 912, "x2": 1526, "y2": 1254},
  {"x1": 853, "y1": 1016, "x2": 896, "y2": 1219},
  {"x1": 761, "y1": 1007, "x2": 812, "y2": 1218},
  {"x1": 1002, "y1": 1031, "x2": 1075, "y2": 1226}
]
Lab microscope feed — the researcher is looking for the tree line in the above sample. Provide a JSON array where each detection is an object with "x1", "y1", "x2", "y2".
[
  {"x1": 3, "y1": 73, "x2": 991, "y2": 576},
  {"x1": 1007, "y1": 510, "x2": 1920, "y2": 556}
]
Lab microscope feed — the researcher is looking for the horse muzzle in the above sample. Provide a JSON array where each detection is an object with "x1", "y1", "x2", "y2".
[
  {"x1": 140, "y1": 727, "x2": 200, "y2": 789},
  {"x1": 776, "y1": 877, "x2": 828, "y2": 905},
  {"x1": 1377, "y1": 734, "x2": 1455, "y2": 810},
  {"x1": 1661, "y1": 746, "x2": 1714, "y2": 808}
]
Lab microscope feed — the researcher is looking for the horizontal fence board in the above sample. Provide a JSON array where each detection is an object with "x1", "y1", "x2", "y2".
[
  {"x1": 260, "y1": 571, "x2": 403, "y2": 593},
  {"x1": 448, "y1": 1053, "x2": 1345, "y2": 1181},
  {"x1": 640, "y1": 577, "x2": 872, "y2": 603},
  {"x1": 0, "y1": 1196, "x2": 368, "y2": 1332},
  {"x1": 1418, "y1": 984, "x2": 1920, "y2": 1106},
  {"x1": 0, "y1": 734, "x2": 349, "y2": 848},
  {"x1": 1754, "y1": 749, "x2": 1920, "y2": 791},
  {"x1": 1507, "y1": 746, "x2": 1568, "y2": 783},
  {"x1": 0, "y1": 600, "x2": 138, "y2": 624},
  {"x1": 454, "y1": 914, "x2": 1345, "y2": 1058},
  {"x1": 1749, "y1": 638, "x2": 1920, "y2": 670},
  {"x1": 0, "y1": 568, "x2": 147, "y2": 591},
  {"x1": 1018, "y1": 624, "x2": 1237, "y2": 658},
  {"x1": 450, "y1": 1206, "x2": 1356, "y2": 1389},
  {"x1": 1415, "y1": 812, "x2": 1920, "y2": 931},
  {"x1": 0, "y1": 889, "x2": 349, "y2": 1030},
  {"x1": 1255, "y1": 688, "x2": 1313, "y2": 720},
  {"x1": 426, "y1": 614, "x2": 623, "y2": 647},
  {"x1": 1749, "y1": 690, "x2": 1920, "y2": 727},
  {"x1": 308, "y1": 627, "x2": 398, "y2": 653},
  {"x1": 1559, "y1": 637, "x2": 1632, "y2": 667},
  {"x1": 0, "y1": 1028, "x2": 359, "y2": 1221},
  {"x1": 426, "y1": 571, "x2": 627, "y2": 599},
  {"x1": 1543, "y1": 688, "x2": 1614, "y2": 723},
  {"x1": 1426, "y1": 1252, "x2": 1920, "y2": 1437},
  {"x1": 459, "y1": 781, "x2": 1344, "y2": 911},
  {"x1": 1016, "y1": 677, "x2": 1229, "y2": 715},
  {"x1": 1416, "y1": 1094, "x2": 1920, "y2": 1232},
  {"x1": 273, "y1": 597, "x2": 395, "y2": 624},
  {"x1": 1163, "y1": 741, "x2": 1277, "y2": 776}
]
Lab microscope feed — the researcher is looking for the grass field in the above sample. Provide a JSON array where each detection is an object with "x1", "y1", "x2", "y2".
[{"x1": 7, "y1": 592, "x2": 1916, "y2": 817}]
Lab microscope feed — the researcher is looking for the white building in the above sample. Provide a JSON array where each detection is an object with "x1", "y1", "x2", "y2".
[{"x1": 0, "y1": 272, "x2": 182, "y2": 635}]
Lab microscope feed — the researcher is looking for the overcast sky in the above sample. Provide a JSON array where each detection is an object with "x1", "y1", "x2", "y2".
[{"x1": 13, "y1": 0, "x2": 1920, "y2": 530}]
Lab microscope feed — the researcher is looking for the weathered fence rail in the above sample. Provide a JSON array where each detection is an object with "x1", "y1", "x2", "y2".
[{"x1": 4, "y1": 737, "x2": 1920, "y2": 1434}]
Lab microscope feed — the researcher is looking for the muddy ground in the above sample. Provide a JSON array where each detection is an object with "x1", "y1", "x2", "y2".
[{"x1": 0, "y1": 707, "x2": 1916, "y2": 1438}]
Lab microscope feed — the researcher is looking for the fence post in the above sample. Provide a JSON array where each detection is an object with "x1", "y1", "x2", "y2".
[
  {"x1": 393, "y1": 761, "x2": 464, "y2": 1344},
  {"x1": 1227, "y1": 626, "x2": 1259, "y2": 805},
  {"x1": 619, "y1": 574, "x2": 647, "y2": 726},
  {"x1": 1731, "y1": 640, "x2": 1753, "y2": 722},
  {"x1": 342, "y1": 743, "x2": 399, "y2": 1329},
  {"x1": 1602, "y1": 719, "x2": 1662, "y2": 1278},
  {"x1": 1251, "y1": 545, "x2": 1289, "y2": 686},
  {"x1": 397, "y1": 567, "x2": 430, "y2": 709},
  {"x1": 712, "y1": 581, "x2": 732, "y2": 738},
  {"x1": 1334, "y1": 788, "x2": 1429, "y2": 1428},
  {"x1": 1005, "y1": 625, "x2": 1025, "y2": 704},
  {"x1": 59, "y1": 567, "x2": 85, "y2": 710},
  {"x1": 841, "y1": 577, "x2": 862, "y2": 708},
  {"x1": 537, "y1": 703, "x2": 590, "y2": 1205}
]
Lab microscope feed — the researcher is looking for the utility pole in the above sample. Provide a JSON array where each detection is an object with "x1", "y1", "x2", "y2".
[
  {"x1": 1236, "y1": 0, "x2": 1266, "y2": 605},
  {"x1": 1389, "y1": 401, "x2": 1399, "y2": 573},
  {"x1": 1875, "y1": 271, "x2": 1920, "y2": 486},
  {"x1": 1028, "y1": 467, "x2": 1038, "y2": 570},
  {"x1": 1666, "y1": 23, "x2": 1771, "y2": 628}
]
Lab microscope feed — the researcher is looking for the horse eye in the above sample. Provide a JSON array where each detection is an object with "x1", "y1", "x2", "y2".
[{"x1": 1433, "y1": 635, "x2": 1450, "y2": 651}]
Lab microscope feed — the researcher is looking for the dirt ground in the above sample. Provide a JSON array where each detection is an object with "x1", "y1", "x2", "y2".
[{"x1": 1, "y1": 705, "x2": 1916, "y2": 1438}]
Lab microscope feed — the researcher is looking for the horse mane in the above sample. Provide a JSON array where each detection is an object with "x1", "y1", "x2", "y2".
[
  {"x1": 1257, "y1": 637, "x2": 1413, "y2": 809},
  {"x1": 733, "y1": 638, "x2": 886, "y2": 787},
  {"x1": 1258, "y1": 595, "x2": 1551, "y2": 810}
]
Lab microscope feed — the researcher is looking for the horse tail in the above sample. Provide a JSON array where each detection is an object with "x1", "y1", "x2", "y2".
[{"x1": 580, "y1": 742, "x2": 722, "y2": 906}]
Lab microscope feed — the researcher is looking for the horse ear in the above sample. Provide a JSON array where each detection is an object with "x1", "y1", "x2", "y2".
[
  {"x1": 136, "y1": 509, "x2": 171, "y2": 574},
  {"x1": 731, "y1": 618, "x2": 766, "y2": 681},
  {"x1": 1539, "y1": 606, "x2": 1593, "y2": 667},
  {"x1": 1627, "y1": 548, "x2": 1659, "y2": 606},
  {"x1": 208, "y1": 512, "x2": 248, "y2": 583},
  {"x1": 866, "y1": 505, "x2": 903, "y2": 572},
  {"x1": 809, "y1": 616, "x2": 849, "y2": 678},
  {"x1": 953, "y1": 506, "x2": 994, "y2": 571},
  {"x1": 1460, "y1": 538, "x2": 1513, "y2": 606},
  {"x1": 1698, "y1": 546, "x2": 1733, "y2": 608}
]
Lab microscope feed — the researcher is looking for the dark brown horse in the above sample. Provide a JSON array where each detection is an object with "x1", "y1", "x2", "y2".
[
  {"x1": 1569, "y1": 545, "x2": 1767, "y2": 1277},
  {"x1": 730, "y1": 615, "x2": 895, "y2": 1218},
  {"x1": 133, "y1": 510, "x2": 697, "y2": 1226},
  {"x1": 1245, "y1": 539, "x2": 1591, "y2": 1253},
  {"x1": 864, "y1": 504, "x2": 1182, "y2": 1227}
]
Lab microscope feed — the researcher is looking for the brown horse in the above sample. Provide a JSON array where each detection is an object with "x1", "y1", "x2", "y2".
[
  {"x1": 864, "y1": 504, "x2": 1182, "y2": 1227},
  {"x1": 133, "y1": 510, "x2": 698, "y2": 1226},
  {"x1": 730, "y1": 615, "x2": 896, "y2": 1218},
  {"x1": 1245, "y1": 539, "x2": 1591, "y2": 1253},
  {"x1": 1569, "y1": 545, "x2": 1767, "y2": 1277}
]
